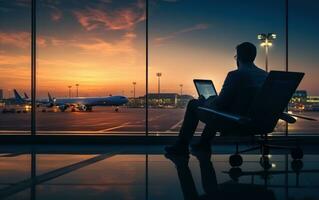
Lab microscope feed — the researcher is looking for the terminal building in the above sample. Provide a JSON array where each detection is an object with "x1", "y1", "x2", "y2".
[
  {"x1": 290, "y1": 90, "x2": 319, "y2": 111},
  {"x1": 291, "y1": 90, "x2": 308, "y2": 103},
  {"x1": 126, "y1": 93, "x2": 194, "y2": 108},
  {"x1": 147, "y1": 93, "x2": 194, "y2": 108},
  {"x1": 306, "y1": 96, "x2": 319, "y2": 111}
]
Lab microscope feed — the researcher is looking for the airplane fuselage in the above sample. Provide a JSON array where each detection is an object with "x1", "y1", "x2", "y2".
[{"x1": 53, "y1": 96, "x2": 128, "y2": 107}]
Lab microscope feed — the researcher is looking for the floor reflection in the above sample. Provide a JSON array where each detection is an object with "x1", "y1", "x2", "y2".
[{"x1": 0, "y1": 146, "x2": 319, "y2": 200}]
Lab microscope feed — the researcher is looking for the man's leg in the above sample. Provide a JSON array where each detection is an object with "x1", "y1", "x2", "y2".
[
  {"x1": 191, "y1": 125, "x2": 216, "y2": 152},
  {"x1": 200, "y1": 125, "x2": 217, "y2": 143},
  {"x1": 191, "y1": 109, "x2": 219, "y2": 152},
  {"x1": 165, "y1": 99, "x2": 202, "y2": 154},
  {"x1": 178, "y1": 99, "x2": 202, "y2": 144}
]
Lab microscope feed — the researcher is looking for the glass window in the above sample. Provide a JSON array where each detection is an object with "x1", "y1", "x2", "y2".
[
  {"x1": 149, "y1": 0, "x2": 285, "y2": 136},
  {"x1": 0, "y1": 0, "x2": 31, "y2": 134},
  {"x1": 288, "y1": 0, "x2": 319, "y2": 135},
  {"x1": 36, "y1": 0, "x2": 146, "y2": 135}
]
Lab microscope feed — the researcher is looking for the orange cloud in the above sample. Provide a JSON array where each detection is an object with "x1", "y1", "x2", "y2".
[
  {"x1": 0, "y1": 32, "x2": 30, "y2": 48},
  {"x1": 74, "y1": 32, "x2": 136, "y2": 56},
  {"x1": 0, "y1": 31, "x2": 52, "y2": 48},
  {"x1": 0, "y1": 53, "x2": 29, "y2": 65},
  {"x1": 154, "y1": 23, "x2": 209, "y2": 44},
  {"x1": 0, "y1": 52, "x2": 30, "y2": 89},
  {"x1": 73, "y1": 1, "x2": 145, "y2": 31}
]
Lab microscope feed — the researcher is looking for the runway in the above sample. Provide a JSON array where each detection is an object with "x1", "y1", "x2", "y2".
[{"x1": 0, "y1": 107, "x2": 318, "y2": 135}]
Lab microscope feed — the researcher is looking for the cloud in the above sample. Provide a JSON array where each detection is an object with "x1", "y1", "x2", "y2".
[
  {"x1": 0, "y1": 53, "x2": 29, "y2": 66},
  {"x1": 14, "y1": 0, "x2": 31, "y2": 7},
  {"x1": 154, "y1": 23, "x2": 209, "y2": 44},
  {"x1": 0, "y1": 32, "x2": 30, "y2": 48},
  {"x1": 0, "y1": 31, "x2": 69, "y2": 48},
  {"x1": 50, "y1": 38, "x2": 65, "y2": 46},
  {"x1": 74, "y1": 32, "x2": 136, "y2": 56},
  {"x1": 51, "y1": 8, "x2": 63, "y2": 21},
  {"x1": 0, "y1": 29, "x2": 138, "y2": 57},
  {"x1": 73, "y1": 0, "x2": 145, "y2": 31}
]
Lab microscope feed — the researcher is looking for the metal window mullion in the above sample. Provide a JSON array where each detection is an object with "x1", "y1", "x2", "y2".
[
  {"x1": 285, "y1": 0, "x2": 289, "y2": 137},
  {"x1": 145, "y1": 0, "x2": 149, "y2": 137},
  {"x1": 31, "y1": 0, "x2": 36, "y2": 136}
]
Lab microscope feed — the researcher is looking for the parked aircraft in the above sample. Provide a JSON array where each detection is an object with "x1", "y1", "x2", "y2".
[
  {"x1": 13, "y1": 89, "x2": 29, "y2": 104},
  {"x1": 13, "y1": 89, "x2": 128, "y2": 112},
  {"x1": 47, "y1": 93, "x2": 128, "y2": 112}
]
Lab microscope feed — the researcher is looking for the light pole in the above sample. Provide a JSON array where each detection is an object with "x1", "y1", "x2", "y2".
[
  {"x1": 179, "y1": 84, "x2": 183, "y2": 96},
  {"x1": 68, "y1": 85, "x2": 72, "y2": 97},
  {"x1": 156, "y1": 72, "x2": 162, "y2": 94},
  {"x1": 257, "y1": 33, "x2": 276, "y2": 72},
  {"x1": 132, "y1": 82, "x2": 136, "y2": 99},
  {"x1": 75, "y1": 84, "x2": 79, "y2": 97}
]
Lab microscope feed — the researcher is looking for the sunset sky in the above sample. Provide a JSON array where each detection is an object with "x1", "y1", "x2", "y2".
[{"x1": 0, "y1": 0, "x2": 318, "y2": 98}]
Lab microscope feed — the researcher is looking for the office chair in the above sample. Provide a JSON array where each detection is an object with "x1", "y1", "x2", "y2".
[{"x1": 198, "y1": 71, "x2": 305, "y2": 167}]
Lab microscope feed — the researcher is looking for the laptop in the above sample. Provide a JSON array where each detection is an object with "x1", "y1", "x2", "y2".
[{"x1": 193, "y1": 79, "x2": 218, "y2": 99}]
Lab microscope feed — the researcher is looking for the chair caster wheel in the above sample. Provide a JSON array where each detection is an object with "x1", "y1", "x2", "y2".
[
  {"x1": 229, "y1": 167, "x2": 242, "y2": 181},
  {"x1": 229, "y1": 154, "x2": 243, "y2": 167},
  {"x1": 291, "y1": 147, "x2": 303, "y2": 160},
  {"x1": 260, "y1": 156, "x2": 271, "y2": 170},
  {"x1": 291, "y1": 159, "x2": 303, "y2": 172}
]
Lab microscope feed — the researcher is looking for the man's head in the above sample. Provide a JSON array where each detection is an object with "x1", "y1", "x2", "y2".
[{"x1": 236, "y1": 42, "x2": 257, "y2": 64}]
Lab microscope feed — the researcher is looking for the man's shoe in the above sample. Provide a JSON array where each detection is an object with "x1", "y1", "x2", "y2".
[
  {"x1": 191, "y1": 142, "x2": 211, "y2": 153},
  {"x1": 165, "y1": 143, "x2": 189, "y2": 155}
]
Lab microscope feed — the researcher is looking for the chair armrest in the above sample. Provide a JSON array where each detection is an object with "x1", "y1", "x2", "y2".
[
  {"x1": 280, "y1": 112, "x2": 297, "y2": 124},
  {"x1": 198, "y1": 107, "x2": 251, "y2": 124}
]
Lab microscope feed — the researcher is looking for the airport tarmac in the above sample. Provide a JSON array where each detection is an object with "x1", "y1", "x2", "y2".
[
  {"x1": 0, "y1": 107, "x2": 318, "y2": 135},
  {"x1": 0, "y1": 107, "x2": 205, "y2": 135}
]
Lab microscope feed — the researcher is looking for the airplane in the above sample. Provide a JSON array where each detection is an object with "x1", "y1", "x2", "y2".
[
  {"x1": 46, "y1": 92, "x2": 128, "y2": 112},
  {"x1": 14, "y1": 89, "x2": 128, "y2": 112},
  {"x1": 24, "y1": 92, "x2": 29, "y2": 100},
  {"x1": 13, "y1": 89, "x2": 29, "y2": 104}
]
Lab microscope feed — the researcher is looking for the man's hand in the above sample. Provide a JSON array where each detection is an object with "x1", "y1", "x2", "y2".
[
  {"x1": 198, "y1": 95, "x2": 206, "y2": 103},
  {"x1": 203, "y1": 95, "x2": 217, "y2": 108}
]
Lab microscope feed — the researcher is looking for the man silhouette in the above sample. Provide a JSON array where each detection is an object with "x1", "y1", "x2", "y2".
[{"x1": 165, "y1": 42, "x2": 268, "y2": 155}]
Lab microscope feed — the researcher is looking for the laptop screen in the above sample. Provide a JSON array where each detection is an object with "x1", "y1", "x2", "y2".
[{"x1": 193, "y1": 79, "x2": 217, "y2": 99}]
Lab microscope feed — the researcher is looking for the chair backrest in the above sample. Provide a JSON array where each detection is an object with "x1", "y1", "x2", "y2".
[{"x1": 247, "y1": 71, "x2": 304, "y2": 133}]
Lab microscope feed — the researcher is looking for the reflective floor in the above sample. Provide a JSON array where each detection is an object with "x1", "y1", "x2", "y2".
[{"x1": 0, "y1": 145, "x2": 319, "y2": 200}]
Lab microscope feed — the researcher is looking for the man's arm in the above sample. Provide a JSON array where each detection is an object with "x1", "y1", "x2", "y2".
[{"x1": 204, "y1": 71, "x2": 241, "y2": 109}]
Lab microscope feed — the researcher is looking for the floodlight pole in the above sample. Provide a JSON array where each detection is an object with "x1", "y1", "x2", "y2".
[
  {"x1": 75, "y1": 84, "x2": 79, "y2": 97},
  {"x1": 265, "y1": 42, "x2": 269, "y2": 72},
  {"x1": 179, "y1": 84, "x2": 183, "y2": 96},
  {"x1": 258, "y1": 33, "x2": 276, "y2": 72},
  {"x1": 156, "y1": 72, "x2": 162, "y2": 94},
  {"x1": 132, "y1": 82, "x2": 136, "y2": 99},
  {"x1": 68, "y1": 86, "x2": 72, "y2": 97}
]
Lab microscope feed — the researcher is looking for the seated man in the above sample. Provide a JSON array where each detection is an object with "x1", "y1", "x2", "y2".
[{"x1": 165, "y1": 42, "x2": 268, "y2": 155}]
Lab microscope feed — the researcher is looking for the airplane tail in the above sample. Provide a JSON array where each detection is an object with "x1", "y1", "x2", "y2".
[
  {"x1": 24, "y1": 92, "x2": 29, "y2": 99},
  {"x1": 13, "y1": 89, "x2": 25, "y2": 104},
  {"x1": 48, "y1": 92, "x2": 54, "y2": 103}
]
